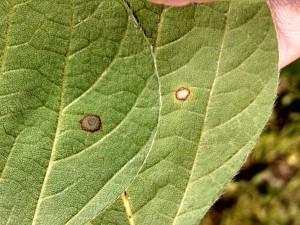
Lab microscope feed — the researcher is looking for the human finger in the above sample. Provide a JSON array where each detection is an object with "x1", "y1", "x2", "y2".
[
  {"x1": 268, "y1": 0, "x2": 300, "y2": 68},
  {"x1": 149, "y1": 0, "x2": 217, "y2": 6}
]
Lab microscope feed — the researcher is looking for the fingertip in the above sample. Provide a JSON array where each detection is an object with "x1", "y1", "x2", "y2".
[
  {"x1": 279, "y1": 49, "x2": 300, "y2": 69},
  {"x1": 268, "y1": 0, "x2": 300, "y2": 68},
  {"x1": 148, "y1": 0, "x2": 218, "y2": 6},
  {"x1": 148, "y1": 0, "x2": 191, "y2": 6}
]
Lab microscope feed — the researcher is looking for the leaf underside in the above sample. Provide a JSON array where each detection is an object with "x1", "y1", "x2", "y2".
[{"x1": 0, "y1": 0, "x2": 278, "y2": 225}]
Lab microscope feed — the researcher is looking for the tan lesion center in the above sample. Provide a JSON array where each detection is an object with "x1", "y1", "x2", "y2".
[{"x1": 176, "y1": 87, "x2": 190, "y2": 101}]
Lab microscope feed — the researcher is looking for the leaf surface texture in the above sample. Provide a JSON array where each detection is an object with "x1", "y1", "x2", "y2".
[{"x1": 0, "y1": 0, "x2": 278, "y2": 225}]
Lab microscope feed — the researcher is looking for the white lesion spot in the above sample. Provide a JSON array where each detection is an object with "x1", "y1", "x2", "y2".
[{"x1": 175, "y1": 87, "x2": 190, "y2": 101}]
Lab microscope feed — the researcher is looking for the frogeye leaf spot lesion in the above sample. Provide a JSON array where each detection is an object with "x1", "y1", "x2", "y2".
[
  {"x1": 175, "y1": 87, "x2": 190, "y2": 101},
  {"x1": 80, "y1": 114, "x2": 101, "y2": 133}
]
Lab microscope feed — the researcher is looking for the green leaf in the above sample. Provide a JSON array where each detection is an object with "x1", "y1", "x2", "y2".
[
  {"x1": 0, "y1": 0, "x2": 279, "y2": 225},
  {"x1": 93, "y1": 0, "x2": 279, "y2": 225},
  {"x1": 0, "y1": 1, "x2": 159, "y2": 225}
]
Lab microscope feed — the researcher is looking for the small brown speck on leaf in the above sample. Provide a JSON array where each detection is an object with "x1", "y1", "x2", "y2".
[{"x1": 80, "y1": 114, "x2": 101, "y2": 133}]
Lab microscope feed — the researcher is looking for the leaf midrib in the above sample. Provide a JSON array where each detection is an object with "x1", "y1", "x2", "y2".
[
  {"x1": 119, "y1": 2, "x2": 165, "y2": 225},
  {"x1": 0, "y1": 0, "x2": 15, "y2": 177},
  {"x1": 0, "y1": 1, "x2": 14, "y2": 80},
  {"x1": 31, "y1": 1, "x2": 75, "y2": 224},
  {"x1": 171, "y1": 2, "x2": 232, "y2": 224}
]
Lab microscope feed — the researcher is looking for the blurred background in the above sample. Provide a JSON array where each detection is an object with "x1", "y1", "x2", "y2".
[{"x1": 200, "y1": 59, "x2": 300, "y2": 225}]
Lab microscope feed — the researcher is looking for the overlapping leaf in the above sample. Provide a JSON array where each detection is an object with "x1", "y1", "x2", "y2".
[
  {"x1": 93, "y1": 0, "x2": 279, "y2": 225},
  {"x1": 0, "y1": 1, "x2": 159, "y2": 224}
]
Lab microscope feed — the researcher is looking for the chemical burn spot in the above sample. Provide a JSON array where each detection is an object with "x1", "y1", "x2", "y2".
[
  {"x1": 80, "y1": 114, "x2": 101, "y2": 133},
  {"x1": 176, "y1": 87, "x2": 190, "y2": 101}
]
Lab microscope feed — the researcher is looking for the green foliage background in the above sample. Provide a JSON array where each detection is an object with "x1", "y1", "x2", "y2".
[{"x1": 201, "y1": 58, "x2": 300, "y2": 225}]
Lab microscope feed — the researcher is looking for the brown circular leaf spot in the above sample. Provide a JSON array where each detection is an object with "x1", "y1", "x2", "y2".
[
  {"x1": 80, "y1": 114, "x2": 101, "y2": 133},
  {"x1": 176, "y1": 87, "x2": 190, "y2": 101}
]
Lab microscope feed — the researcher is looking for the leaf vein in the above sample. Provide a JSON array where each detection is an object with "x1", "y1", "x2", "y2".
[
  {"x1": 31, "y1": 1, "x2": 75, "y2": 224},
  {"x1": 62, "y1": 14, "x2": 130, "y2": 112},
  {"x1": 171, "y1": 2, "x2": 233, "y2": 224},
  {"x1": 204, "y1": 78, "x2": 274, "y2": 133},
  {"x1": 54, "y1": 75, "x2": 154, "y2": 163},
  {"x1": 0, "y1": 1, "x2": 14, "y2": 79}
]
